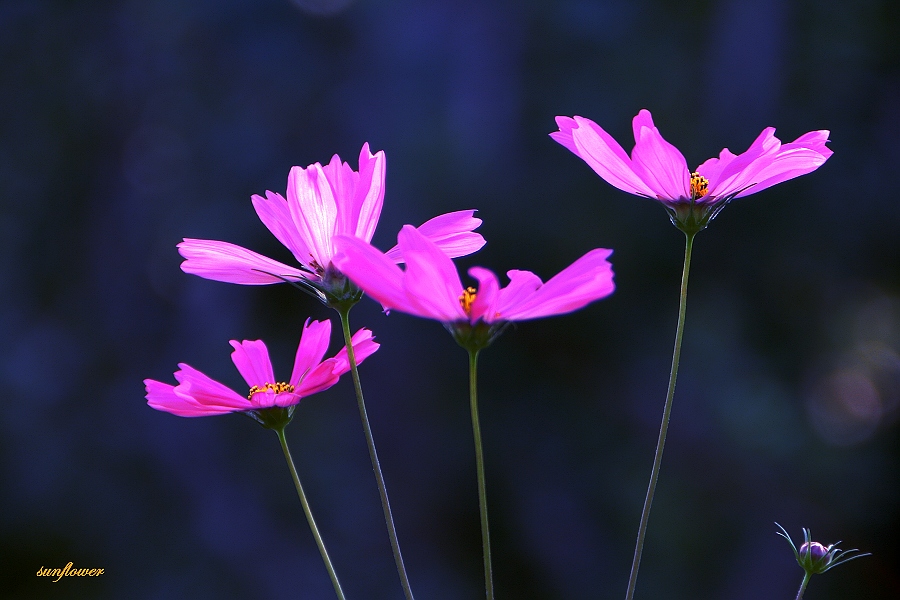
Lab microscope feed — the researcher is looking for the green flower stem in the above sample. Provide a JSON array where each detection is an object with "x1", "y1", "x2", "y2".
[
  {"x1": 468, "y1": 348, "x2": 494, "y2": 600},
  {"x1": 795, "y1": 572, "x2": 812, "y2": 600},
  {"x1": 275, "y1": 426, "x2": 346, "y2": 600},
  {"x1": 336, "y1": 305, "x2": 415, "y2": 600},
  {"x1": 625, "y1": 231, "x2": 696, "y2": 600}
]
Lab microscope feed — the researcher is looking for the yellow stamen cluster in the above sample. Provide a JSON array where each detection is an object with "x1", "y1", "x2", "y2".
[
  {"x1": 690, "y1": 172, "x2": 709, "y2": 199},
  {"x1": 247, "y1": 382, "x2": 295, "y2": 400},
  {"x1": 459, "y1": 286, "x2": 477, "y2": 316}
]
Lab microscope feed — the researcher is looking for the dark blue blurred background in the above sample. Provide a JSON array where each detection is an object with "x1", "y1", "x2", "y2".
[{"x1": 2, "y1": 0, "x2": 898, "y2": 598}]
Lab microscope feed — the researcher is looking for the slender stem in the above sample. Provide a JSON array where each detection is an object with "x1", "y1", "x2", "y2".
[
  {"x1": 625, "y1": 232, "x2": 696, "y2": 600},
  {"x1": 795, "y1": 573, "x2": 811, "y2": 600},
  {"x1": 275, "y1": 427, "x2": 346, "y2": 600},
  {"x1": 468, "y1": 349, "x2": 494, "y2": 600},
  {"x1": 336, "y1": 306, "x2": 415, "y2": 600}
]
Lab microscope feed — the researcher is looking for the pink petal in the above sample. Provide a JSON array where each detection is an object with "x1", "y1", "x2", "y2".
[
  {"x1": 500, "y1": 248, "x2": 615, "y2": 321},
  {"x1": 293, "y1": 361, "x2": 341, "y2": 398},
  {"x1": 630, "y1": 113, "x2": 691, "y2": 199},
  {"x1": 396, "y1": 226, "x2": 468, "y2": 321},
  {"x1": 145, "y1": 379, "x2": 217, "y2": 417},
  {"x1": 289, "y1": 319, "x2": 332, "y2": 386},
  {"x1": 251, "y1": 191, "x2": 312, "y2": 266},
  {"x1": 323, "y1": 153, "x2": 360, "y2": 238},
  {"x1": 332, "y1": 234, "x2": 414, "y2": 313},
  {"x1": 736, "y1": 146, "x2": 831, "y2": 197},
  {"x1": 703, "y1": 127, "x2": 780, "y2": 197},
  {"x1": 385, "y1": 209, "x2": 486, "y2": 262},
  {"x1": 560, "y1": 115, "x2": 657, "y2": 197},
  {"x1": 287, "y1": 163, "x2": 338, "y2": 266},
  {"x1": 694, "y1": 148, "x2": 739, "y2": 190},
  {"x1": 494, "y1": 269, "x2": 543, "y2": 317},
  {"x1": 350, "y1": 144, "x2": 386, "y2": 243},
  {"x1": 161, "y1": 363, "x2": 251, "y2": 415},
  {"x1": 549, "y1": 116, "x2": 580, "y2": 154},
  {"x1": 229, "y1": 340, "x2": 276, "y2": 387},
  {"x1": 178, "y1": 239, "x2": 310, "y2": 285},
  {"x1": 330, "y1": 327, "x2": 380, "y2": 376},
  {"x1": 296, "y1": 328, "x2": 379, "y2": 397},
  {"x1": 467, "y1": 266, "x2": 501, "y2": 323}
]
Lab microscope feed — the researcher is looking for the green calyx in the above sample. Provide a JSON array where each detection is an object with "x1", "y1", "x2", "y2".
[
  {"x1": 447, "y1": 320, "x2": 509, "y2": 353},
  {"x1": 245, "y1": 405, "x2": 295, "y2": 430}
]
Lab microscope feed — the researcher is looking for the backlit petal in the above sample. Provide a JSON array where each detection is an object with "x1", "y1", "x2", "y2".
[
  {"x1": 333, "y1": 234, "x2": 413, "y2": 312},
  {"x1": 630, "y1": 115, "x2": 690, "y2": 199},
  {"x1": 397, "y1": 226, "x2": 468, "y2": 321},
  {"x1": 178, "y1": 239, "x2": 310, "y2": 285},
  {"x1": 229, "y1": 340, "x2": 276, "y2": 388},
  {"x1": 565, "y1": 116, "x2": 657, "y2": 196},
  {"x1": 289, "y1": 319, "x2": 331, "y2": 387},
  {"x1": 468, "y1": 266, "x2": 501, "y2": 323},
  {"x1": 287, "y1": 163, "x2": 338, "y2": 266},
  {"x1": 251, "y1": 191, "x2": 311, "y2": 266},
  {"x1": 501, "y1": 248, "x2": 615, "y2": 321},
  {"x1": 351, "y1": 144, "x2": 386, "y2": 243},
  {"x1": 385, "y1": 209, "x2": 485, "y2": 262}
]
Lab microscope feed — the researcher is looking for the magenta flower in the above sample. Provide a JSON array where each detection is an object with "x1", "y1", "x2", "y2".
[
  {"x1": 551, "y1": 110, "x2": 832, "y2": 233},
  {"x1": 144, "y1": 319, "x2": 378, "y2": 426},
  {"x1": 333, "y1": 225, "x2": 614, "y2": 347},
  {"x1": 178, "y1": 143, "x2": 485, "y2": 302}
]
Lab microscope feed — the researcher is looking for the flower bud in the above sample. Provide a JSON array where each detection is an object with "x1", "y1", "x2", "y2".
[{"x1": 799, "y1": 541, "x2": 833, "y2": 574}]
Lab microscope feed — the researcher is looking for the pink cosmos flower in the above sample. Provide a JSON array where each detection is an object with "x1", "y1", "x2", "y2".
[
  {"x1": 551, "y1": 110, "x2": 832, "y2": 231},
  {"x1": 144, "y1": 318, "x2": 378, "y2": 420},
  {"x1": 332, "y1": 225, "x2": 614, "y2": 336},
  {"x1": 178, "y1": 143, "x2": 485, "y2": 297}
]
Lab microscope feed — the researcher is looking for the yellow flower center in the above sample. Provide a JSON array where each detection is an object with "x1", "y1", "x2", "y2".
[
  {"x1": 690, "y1": 172, "x2": 709, "y2": 199},
  {"x1": 459, "y1": 286, "x2": 477, "y2": 316},
  {"x1": 247, "y1": 382, "x2": 295, "y2": 400}
]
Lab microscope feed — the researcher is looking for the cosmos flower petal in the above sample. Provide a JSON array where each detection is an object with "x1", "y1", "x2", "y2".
[
  {"x1": 145, "y1": 379, "x2": 233, "y2": 417},
  {"x1": 397, "y1": 226, "x2": 468, "y2": 321},
  {"x1": 251, "y1": 191, "x2": 312, "y2": 266},
  {"x1": 290, "y1": 319, "x2": 332, "y2": 387},
  {"x1": 178, "y1": 239, "x2": 309, "y2": 285},
  {"x1": 385, "y1": 210, "x2": 486, "y2": 262},
  {"x1": 332, "y1": 234, "x2": 416, "y2": 312},
  {"x1": 704, "y1": 127, "x2": 781, "y2": 196},
  {"x1": 736, "y1": 146, "x2": 832, "y2": 197},
  {"x1": 229, "y1": 339, "x2": 276, "y2": 387},
  {"x1": 495, "y1": 269, "x2": 543, "y2": 316},
  {"x1": 294, "y1": 328, "x2": 379, "y2": 397},
  {"x1": 631, "y1": 118, "x2": 691, "y2": 198},
  {"x1": 350, "y1": 144, "x2": 386, "y2": 243},
  {"x1": 287, "y1": 163, "x2": 338, "y2": 267},
  {"x1": 330, "y1": 327, "x2": 380, "y2": 376},
  {"x1": 563, "y1": 116, "x2": 658, "y2": 196},
  {"x1": 500, "y1": 249, "x2": 615, "y2": 321},
  {"x1": 468, "y1": 266, "x2": 501, "y2": 323}
]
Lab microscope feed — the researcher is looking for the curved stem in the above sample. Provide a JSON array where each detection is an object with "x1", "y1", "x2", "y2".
[
  {"x1": 795, "y1": 572, "x2": 811, "y2": 600},
  {"x1": 275, "y1": 427, "x2": 346, "y2": 600},
  {"x1": 336, "y1": 306, "x2": 415, "y2": 600},
  {"x1": 468, "y1": 349, "x2": 494, "y2": 600},
  {"x1": 625, "y1": 232, "x2": 695, "y2": 600}
]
